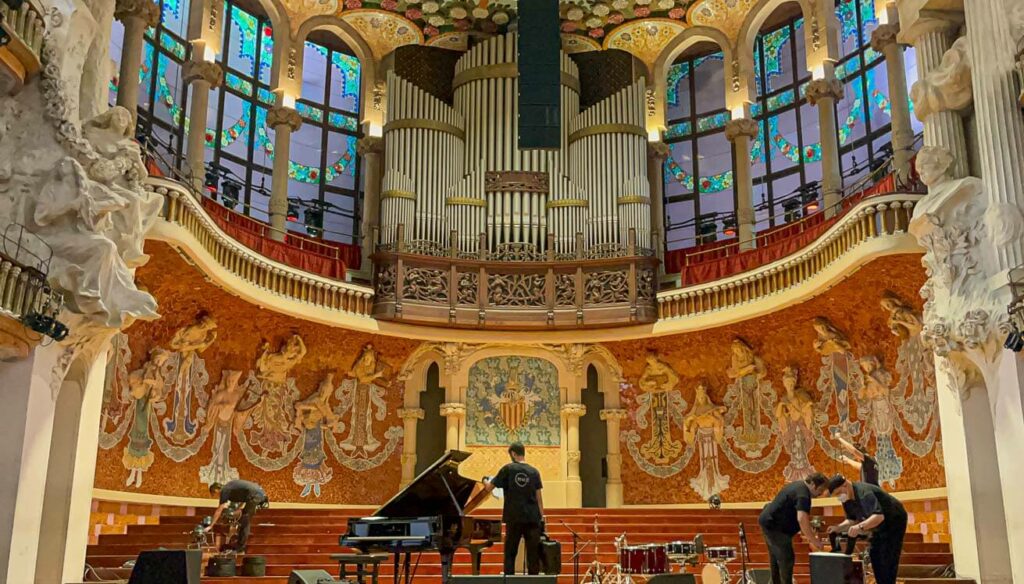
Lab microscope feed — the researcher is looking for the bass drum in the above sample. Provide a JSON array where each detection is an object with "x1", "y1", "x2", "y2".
[{"x1": 700, "y1": 563, "x2": 729, "y2": 584}]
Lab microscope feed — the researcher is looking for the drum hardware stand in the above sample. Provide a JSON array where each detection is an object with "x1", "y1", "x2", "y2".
[
  {"x1": 561, "y1": 519, "x2": 583, "y2": 584},
  {"x1": 736, "y1": 523, "x2": 752, "y2": 584}
]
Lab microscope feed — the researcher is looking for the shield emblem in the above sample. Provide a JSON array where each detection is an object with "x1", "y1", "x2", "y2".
[{"x1": 499, "y1": 388, "x2": 530, "y2": 432}]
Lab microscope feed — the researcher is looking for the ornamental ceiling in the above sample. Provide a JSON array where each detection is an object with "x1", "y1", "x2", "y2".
[{"x1": 284, "y1": 0, "x2": 778, "y2": 60}]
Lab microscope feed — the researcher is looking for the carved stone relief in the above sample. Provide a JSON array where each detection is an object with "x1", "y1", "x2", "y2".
[{"x1": 910, "y1": 36, "x2": 974, "y2": 120}]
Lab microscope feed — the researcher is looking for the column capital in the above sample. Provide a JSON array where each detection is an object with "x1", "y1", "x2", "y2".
[
  {"x1": 357, "y1": 136, "x2": 384, "y2": 156},
  {"x1": 183, "y1": 60, "x2": 224, "y2": 89},
  {"x1": 397, "y1": 407, "x2": 425, "y2": 420},
  {"x1": 114, "y1": 0, "x2": 160, "y2": 27},
  {"x1": 869, "y1": 24, "x2": 901, "y2": 53},
  {"x1": 566, "y1": 451, "x2": 581, "y2": 462},
  {"x1": 599, "y1": 408, "x2": 629, "y2": 421},
  {"x1": 897, "y1": 11, "x2": 962, "y2": 47},
  {"x1": 724, "y1": 118, "x2": 759, "y2": 142},
  {"x1": 560, "y1": 403, "x2": 586, "y2": 418},
  {"x1": 647, "y1": 141, "x2": 670, "y2": 161},
  {"x1": 805, "y1": 77, "x2": 844, "y2": 106},
  {"x1": 439, "y1": 402, "x2": 466, "y2": 418},
  {"x1": 266, "y1": 106, "x2": 303, "y2": 132}
]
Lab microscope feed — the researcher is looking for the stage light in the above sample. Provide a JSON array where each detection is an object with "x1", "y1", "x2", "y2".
[
  {"x1": 304, "y1": 205, "x2": 324, "y2": 237},
  {"x1": 708, "y1": 494, "x2": 722, "y2": 510},
  {"x1": 1005, "y1": 328, "x2": 1024, "y2": 352},
  {"x1": 722, "y1": 217, "x2": 737, "y2": 237},
  {"x1": 287, "y1": 200, "x2": 300, "y2": 222},
  {"x1": 221, "y1": 180, "x2": 242, "y2": 210},
  {"x1": 204, "y1": 169, "x2": 219, "y2": 194},
  {"x1": 697, "y1": 212, "x2": 718, "y2": 244},
  {"x1": 782, "y1": 198, "x2": 802, "y2": 223}
]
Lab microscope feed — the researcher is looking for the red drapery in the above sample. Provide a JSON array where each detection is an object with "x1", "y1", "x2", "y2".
[
  {"x1": 667, "y1": 172, "x2": 900, "y2": 286},
  {"x1": 199, "y1": 198, "x2": 360, "y2": 279}
]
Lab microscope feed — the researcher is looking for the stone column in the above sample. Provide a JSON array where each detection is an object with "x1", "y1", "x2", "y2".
[
  {"x1": 964, "y1": 0, "x2": 1024, "y2": 271},
  {"x1": 647, "y1": 142, "x2": 669, "y2": 270},
  {"x1": 266, "y1": 106, "x2": 302, "y2": 242},
  {"x1": 397, "y1": 407, "x2": 424, "y2": 488},
  {"x1": 439, "y1": 402, "x2": 465, "y2": 451},
  {"x1": 599, "y1": 408, "x2": 628, "y2": 508},
  {"x1": 806, "y1": 77, "x2": 845, "y2": 216},
  {"x1": 357, "y1": 136, "x2": 384, "y2": 278},
  {"x1": 561, "y1": 403, "x2": 586, "y2": 508},
  {"x1": 903, "y1": 17, "x2": 971, "y2": 180},
  {"x1": 0, "y1": 342, "x2": 64, "y2": 583},
  {"x1": 113, "y1": 0, "x2": 160, "y2": 119},
  {"x1": 870, "y1": 24, "x2": 915, "y2": 181},
  {"x1": 183, "y1": 60, "x2": 223, "y2": 193},
  {"x1": 725, "y1": 118, "x2": 759, "y2": 248}
]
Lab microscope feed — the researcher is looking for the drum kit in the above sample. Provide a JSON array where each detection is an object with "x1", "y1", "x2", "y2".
[{"x1": 583, "y1": 535, "x2": 747, "y2": 584}]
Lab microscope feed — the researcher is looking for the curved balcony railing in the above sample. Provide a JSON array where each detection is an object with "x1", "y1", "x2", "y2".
[
  {"x1": 0, "y1": 0, "x2": 45, "y2": 93},
  {"x1": 149, "y1": 178, "x2": 374, "y2": 316},
  {"x1": 372, "y1": 227, "x2": 659, "y2": 329},
  {"x1": 657, "y1": 192, "x2": 921, "y2": 319}
]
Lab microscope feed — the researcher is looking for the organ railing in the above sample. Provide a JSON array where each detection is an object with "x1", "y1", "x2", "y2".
[
  {"x1": 657, "y1": 193, "x2": 921, "y2": 319},
  {"x1": 372, "y1": 226, "x2": 659, "y2": 329},
  {"x1": 149, "y1": 178, "x2": 374, "y2": 316},
  {"x1": 0, "y1": 0, "x2": 45, "y2": 94}
]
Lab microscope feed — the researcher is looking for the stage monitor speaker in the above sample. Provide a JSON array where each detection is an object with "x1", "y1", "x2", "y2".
[
  {"x1": 451, "y1": 576, "x2": 557, "y2": 584},
  {"x1": 748, "y1": 568, "x2": 772, "y2": 584},
  {"x1": 288, "y1": 569, "x2": 339, "y2": 584},
  {"x1": 127, "y1": 549, "x2": 201, "y2": 584},
  {"x1": 809, "y1": 552, "x2": 864, "y2": 584},
  {"x1": 516, "y1": 0, "x2": 561, "y2": 150},
  {"x1": 647, "y1": 574, "x2": 697, "y2": 584}
]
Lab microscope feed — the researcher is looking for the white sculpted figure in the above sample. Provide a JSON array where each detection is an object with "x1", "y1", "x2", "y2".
[{"x1": 910, "y1": 37, "x2": 973, "y2": 120}]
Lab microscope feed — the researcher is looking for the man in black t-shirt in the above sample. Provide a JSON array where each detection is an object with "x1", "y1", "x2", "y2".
[
  {"x1": 826, "y1": 474, "x2": 907, "y2": 584},
  {"x1": 205, "y1": 479, "x2": 270, "y2": 552},
  {"x1": 465, "y1": 442, "x2": 545, "y2": 575},
  {"x1": 758, "y1": 473, "x2": 828, "y2": 584}
]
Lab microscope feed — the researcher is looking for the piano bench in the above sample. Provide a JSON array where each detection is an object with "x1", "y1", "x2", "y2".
[{"x1": 331, "y1": 553, "x2": 389, "y2": 584}]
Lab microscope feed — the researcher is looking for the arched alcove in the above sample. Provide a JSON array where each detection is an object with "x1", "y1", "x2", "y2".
[
  {"x1": 580, "y1": 364, "x2": 607, "y2": 508},
  {"x1": 416, "y1": 361, "x2": 446, "y2": 475}
]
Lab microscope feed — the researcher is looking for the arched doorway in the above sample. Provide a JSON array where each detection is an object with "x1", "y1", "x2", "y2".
[
  {"x1": 580, "y1": 365, "x2": 607, "y2": 508},
  {"x1": 416, "y1": 362, "x2": 446, "y2": 474}
]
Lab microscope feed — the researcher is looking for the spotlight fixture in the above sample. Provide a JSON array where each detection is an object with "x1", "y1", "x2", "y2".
[
  {"x1": 204, "y1": 169, "x2": 219, "y2": 195},
  {"x1": 722, "y1": 217, "x2": 737, "y2": 237},
  {"x1": 782, "y1": 197, "x2": 802, "y2": 223},
  {"x1": 697, "y1": 212, "x2": 718, "y2": 244},
  {"x1": 221, "y1": 180, "x2": 242, "y2": 210},
  {"x1": 708, "y1": 494, "x2": 722, "y2": 510},
  {"x1": 304, "y1": 204, "x2": 324, "y2": 238},
  {"x1": 1005, "y1": 326, "x2": 1024, "y2": 352},
  {"x1": 21, "y1": 288, "x2": 69, "y2": 342},
  {"x1": 286, "y1": 200, "x2": 300, "y2": 222}
]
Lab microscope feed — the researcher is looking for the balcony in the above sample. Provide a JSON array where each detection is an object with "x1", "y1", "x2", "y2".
[
  {"x1": 371, "y1": 228, "x2": 659, "y2": 330},
  {"x1": 0, "y1": 0, "x2": 44, "y2": 94}
]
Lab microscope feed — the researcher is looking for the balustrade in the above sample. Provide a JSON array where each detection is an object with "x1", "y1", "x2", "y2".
[{"x1": 0, "y1": 0, "x2": 45, "y2": 93}]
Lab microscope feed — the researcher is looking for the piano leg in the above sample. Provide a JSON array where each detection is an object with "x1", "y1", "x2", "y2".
[
  {"x1": 403, "y1": 551, "x2": 413, "y2": 584},
  {"x1": 440, "y1": 550, "x2": 455, "y2": 584}
]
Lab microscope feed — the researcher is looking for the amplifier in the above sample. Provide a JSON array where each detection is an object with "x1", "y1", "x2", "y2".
[
  {"x1": 809, "y1": 552, "x2": 864, "y2": 584},
  {"x1": 288, "y1": 569, "x2": 339, "y2": 584},
  {"x1": 127, "y1": 549, "x2": 202, "y2": 584}
]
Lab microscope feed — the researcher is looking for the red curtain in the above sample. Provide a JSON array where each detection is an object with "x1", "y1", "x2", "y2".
[
  {"x1": 199, "y1": 198, "x2": 360, "y2": 279},
  {"x1": 669, "y1": 172, "x2": 901, "y2": 286}
]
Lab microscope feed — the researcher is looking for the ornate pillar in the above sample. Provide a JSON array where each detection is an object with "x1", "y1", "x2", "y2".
[
  {"x1": 725, "y1": 118, "x2": 759, "y2": 248},
  {"x1": 266, "y1": 106, "x2": 302, "y2": 242},
  {"x1": 561, "y1": 403, "x2": 586, "y2": 508},
  {"x1": 183, "y1": 60, "x2": 223, "y2": 193},
  {"x1": 357, "y1": 136, "x2": 384, "y2": 277},
  {"x1": 903, "y1": 17, "x2": 971, "y2": 180},
  {"x1": 647, "y1": 142, "x2": 669, "y2": 270},
  {"x1": 805, "y1": 76, "x2": 845, "y2": 216},
  {"x1": 439, "y1": 402, "x2": 465, "y2": 451},
  {"x1": 870, "y1": 24, "x2": 915, "y2": 181},
  {"x1": 599, "y1": 408, "x2": 628, "y2": 508},
  {"x1": 397, "y1": 407, "x2": 424, "y2": 487},
  {"x1": 113, "y1": 0, "x2": 160, "y2": 120}
]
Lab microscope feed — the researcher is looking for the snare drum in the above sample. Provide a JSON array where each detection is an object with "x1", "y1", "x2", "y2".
[
  {"x1": 619, "y1": 546, "x2": 647, "y2": 574},
  {"x1": 642, "y1": 544, "x2": 668, "y2": 574},
  {"x1": 705, "y1": 546, "x2": 737, "y2": 562},
  {"x1": 665, "y1": 540, "x2": 697, "y2": 555}
]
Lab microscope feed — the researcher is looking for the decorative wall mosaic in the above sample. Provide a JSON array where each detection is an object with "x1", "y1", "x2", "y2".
[
  {"x1": 604, "y1": 254, "x2": 943, "y2": 503},
  {"x1": 465, "y1": 356, "x2": 562, "y2": 447}
]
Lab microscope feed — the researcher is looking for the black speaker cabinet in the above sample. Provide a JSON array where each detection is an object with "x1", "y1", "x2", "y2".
[
  {"x1": 451, "y1": 576, "x2": 558, "y2": 584},
  {"x1": 127, "y1": 549, "x2": 201, "y2": 584},
  {"x1": 516, "y1": 0, "x2": 561, "y2": 149},
  {"x1": 748, "y1": 568, "x2": 772, "y2": 584},
  {"x1": 288, "y1": 569, "x2": 338, "y2": 584},
  {"x1": 809, "y1": 552, "x2": 864, "y2": 584}
]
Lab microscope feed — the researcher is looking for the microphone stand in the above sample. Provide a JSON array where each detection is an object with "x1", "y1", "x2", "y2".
[
  {"x1": 560, "y1": 520, "x2": 581, "y2": 584},
  {"x1": 738, "y1": 522, "x2": 751, "y2": 584}
]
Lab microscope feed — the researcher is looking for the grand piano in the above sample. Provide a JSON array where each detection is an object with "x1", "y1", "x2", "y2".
[{"x1": 340, "y1": 450, "x2": 503, "y2": 584}]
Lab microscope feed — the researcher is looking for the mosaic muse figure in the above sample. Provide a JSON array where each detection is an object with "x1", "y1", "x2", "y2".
[
  {"x1": 684, "y1": 382, "x2": 729, "y2": 499},
  {"x1": 123, "y1": 349, "x2": 172, "y2": 488},
  {"x1": 294, "y1": 373, "x2": 340, "y2": 497},
  {"x1": 775, "y1": 366, "x2": 817, "y2": 482}
]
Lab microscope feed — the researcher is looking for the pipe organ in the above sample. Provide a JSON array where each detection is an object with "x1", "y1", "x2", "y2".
[{"x1": 379, "y1": 33, "x2": 652, "y2": 258}]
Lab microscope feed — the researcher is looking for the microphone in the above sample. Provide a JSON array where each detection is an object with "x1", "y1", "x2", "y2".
[{"x1": 739, "y1": 521, "x2": 747, "y2": 543}]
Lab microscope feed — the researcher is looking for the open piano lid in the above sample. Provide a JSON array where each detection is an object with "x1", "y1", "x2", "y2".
[{"x1": 372, "y1": 450, "x2": 480, "y2": 518}]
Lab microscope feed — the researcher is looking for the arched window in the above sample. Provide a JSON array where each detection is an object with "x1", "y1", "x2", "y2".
[
  {"x1": 109, "y1": 0, "x2": 193, "y2": 166},
  {"x1": 663, "y1": 0, "x2": 918, "y2": 250}
]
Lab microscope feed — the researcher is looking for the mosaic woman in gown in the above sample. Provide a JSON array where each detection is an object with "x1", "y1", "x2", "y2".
[
  {"x1": 123, "y1": 349, "x2": 171, "y2": 488},
  {"x1": 294, "y1": 373, "x2": 340, "y2": 497}
]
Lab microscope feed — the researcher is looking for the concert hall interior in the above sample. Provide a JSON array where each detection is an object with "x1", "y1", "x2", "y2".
[{"x1": 1, "y1": 0, "x2": 1023, "y2": 582}]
